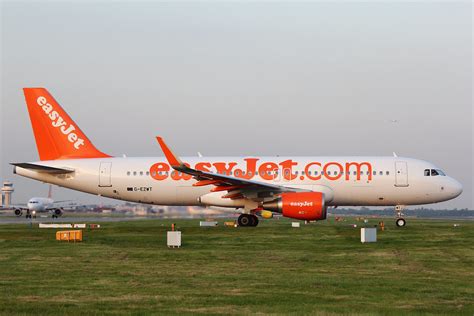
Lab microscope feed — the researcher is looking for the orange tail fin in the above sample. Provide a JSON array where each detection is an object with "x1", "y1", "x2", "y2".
[{"x1": 23, "y1": 88, "x2": 111, "y2": 161}]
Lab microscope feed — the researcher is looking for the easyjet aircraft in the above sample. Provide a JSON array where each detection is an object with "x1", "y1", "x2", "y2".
[{"x1": 12, "y1": 88, "x2": 463, "y2": 227}]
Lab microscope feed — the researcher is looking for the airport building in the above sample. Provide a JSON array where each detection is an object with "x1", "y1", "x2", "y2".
[{"x1": 1, "y1": 181, "x2": 14, "y2": 206}]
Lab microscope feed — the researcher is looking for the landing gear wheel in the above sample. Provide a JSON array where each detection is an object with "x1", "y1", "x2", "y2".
[
  {"x1": 238, "y1": 214, "x2": 260, "y2": 227},
  {"x1": 238, "y1": 214, "x2": 251, "y2": 227},
  {"x1": 250, "y1": 215, "x2": 259, "y2": 227},
  {"x1": 396, "y1": 218, "x2": 406, "y2": 227}
]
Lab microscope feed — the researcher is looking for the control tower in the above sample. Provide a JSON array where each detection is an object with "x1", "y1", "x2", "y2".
[{"x1": 1, "y1": 181, "x2": 14, "y2": 207}]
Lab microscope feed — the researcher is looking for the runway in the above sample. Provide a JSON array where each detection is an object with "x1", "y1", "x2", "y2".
[{"x1": 0, "y1": 213, "x2": 165, "y2": 225}]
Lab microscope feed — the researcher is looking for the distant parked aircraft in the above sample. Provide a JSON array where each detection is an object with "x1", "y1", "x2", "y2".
[{"x1": 1, "y1": 185, "x2": 70, "y2": 218}]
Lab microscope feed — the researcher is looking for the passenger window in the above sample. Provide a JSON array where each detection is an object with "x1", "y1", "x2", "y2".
[
  {"x1": 127, "y1": 171, "x2": 131, "y2": 176},
  {"x1": 140, "y1": 171, "x2": 143, "y2": 176},
  {"x1": 295, "y1": 171, "x2": 299, "y2": 175},
  {"x1": 353, "y1": 171, "x2": 357, "y2": 175},
  {"x1": 133, "y1": 171, "x2": 137, "y2": 176},
  {"x1": 386, "y1": 171, "x2": 389, "y2": 175},
  {"x1": 314, "y1": 171, "x2": 318, "y2": 175},
  {"x1": 334, "y1": 171, "x2": 338, "y2": 175},
  {"x1": 146, "y1": 171, "x2": 150, "y2": 176},
  {"x1": 379, "y1": 171, "x2": 383, "y2": 175},
  {"x1": 373, "y1": 171, "x2": 376, "y2": 176},
  {"x1": 327, "y1": 171, "x2": 331, "y2": 175}
]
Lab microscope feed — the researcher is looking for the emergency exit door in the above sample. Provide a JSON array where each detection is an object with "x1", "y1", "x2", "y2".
[
  {"x1": 99, "y1": 162, "x2": 112, "y2": 187},
  {"x1": 395, "y1": 161, "x2": 408, "y2": 187}
]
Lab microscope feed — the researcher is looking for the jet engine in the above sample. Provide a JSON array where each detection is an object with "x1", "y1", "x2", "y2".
[
  {"x1": 262, "y1": 192, "x2": 327, "y2": 221},
  {"x1": 53, "y1": 208, "x2": 63, "y2": 217},
  {"x1": 14, "y1": 208, "x2": 23, "y2": 217}
]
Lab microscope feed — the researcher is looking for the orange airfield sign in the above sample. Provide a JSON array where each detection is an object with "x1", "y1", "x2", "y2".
[{"x1": 149, "y1": 159, "x2": 373, "y2": 182}]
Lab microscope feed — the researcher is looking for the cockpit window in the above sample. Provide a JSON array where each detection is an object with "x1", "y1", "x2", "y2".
[
  {"x1": 434, "y1": 169, "x2": 446, "y2": 176},
  {"x1": 425, "y1": 169, "x2": 446, "y2": 176}
]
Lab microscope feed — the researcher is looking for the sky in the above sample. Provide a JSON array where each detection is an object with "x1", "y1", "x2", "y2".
[{"x1": 1, "y1": 1, "x2": 472, "y2": 209}]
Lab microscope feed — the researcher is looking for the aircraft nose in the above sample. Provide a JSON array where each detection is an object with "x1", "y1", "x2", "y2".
[{"x1": 448, "y1": 178, "x2": 463, "y2": 198}]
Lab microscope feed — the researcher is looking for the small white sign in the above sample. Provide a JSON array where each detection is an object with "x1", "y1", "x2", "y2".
[
  {"x1": 361, "y1": 228, "x2": 377, "y2": 243},
  {"x1": 291, "y1": 222, "x2": 300, "y2": 228},
  {"x1": 200, "y1": 221, "x2": 218, "y2": 227},
  {"x1": 167, "y1": 231, "x2": 181, "y2": 248},
  {"x1": 39, "y1": 223, "x2": 72, "y2": 228}
]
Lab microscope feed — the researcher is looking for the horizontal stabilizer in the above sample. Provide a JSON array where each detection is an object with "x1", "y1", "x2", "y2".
[{"x1": 11, "y1": 163, "x2": 75, "y2": 174}]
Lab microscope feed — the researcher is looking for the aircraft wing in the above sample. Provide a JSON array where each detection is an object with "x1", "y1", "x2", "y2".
[
  {"x1": 52, "y1": 200, "x2": 73, "y2": 204},
  {"x1": 156, "y1": 137, "x2": 309, "y2": 201},
  {"x1": 0, "y1": 204, "x2": 28, "y2": 211}
]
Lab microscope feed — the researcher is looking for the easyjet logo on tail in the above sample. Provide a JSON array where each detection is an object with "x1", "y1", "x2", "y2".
[{"x1": 36, "y1": 96, "x2": 85, "y2": 149}]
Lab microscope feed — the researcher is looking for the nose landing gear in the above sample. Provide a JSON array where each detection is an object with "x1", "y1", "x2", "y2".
[
  {"x1": 396, "y1": 218, "x2": 406, "y2": 227},
  {"x1": 395, "y1": 205, "x2": 406, "y2": 227},
  {"x1": 237, "y1": 214, "x2": 259, "y2": 227}
]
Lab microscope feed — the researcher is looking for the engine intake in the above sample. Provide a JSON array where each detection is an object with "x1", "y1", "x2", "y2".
[{"x1": 262, "y1": 192, "x2": 327, "y2": 221}]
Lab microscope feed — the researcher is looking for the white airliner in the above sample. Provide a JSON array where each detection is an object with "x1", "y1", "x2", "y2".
[
  {"x1": 12, "y1": 88, "x2": 462, "y2": 227},
  {"x1": 3, "y1": 185, "x2": 67, "y2": 218}
]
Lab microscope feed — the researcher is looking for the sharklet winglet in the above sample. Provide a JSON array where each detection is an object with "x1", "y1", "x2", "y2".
[{"x1": 156, "y1": 137, "x2": 184, "y2": 168}]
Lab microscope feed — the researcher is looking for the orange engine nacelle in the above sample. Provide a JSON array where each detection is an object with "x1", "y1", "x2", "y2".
[{"x1": 262, "y1": 192, "x2": 327, "y2": 221}]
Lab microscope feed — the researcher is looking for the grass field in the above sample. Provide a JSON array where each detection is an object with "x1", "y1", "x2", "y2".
[{"x1": 0, "y1": 217, "x2": 473, "y2": 315}]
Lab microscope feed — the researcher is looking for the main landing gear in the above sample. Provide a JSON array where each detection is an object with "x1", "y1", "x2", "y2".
[
  {"x1": 395, "y1": 205, "x2": 406, "y2": 227},
  {"x1": 238, "y1": 214, "x2": 259, "y2": 227}
]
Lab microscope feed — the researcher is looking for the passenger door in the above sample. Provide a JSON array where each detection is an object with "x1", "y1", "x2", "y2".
[
  {"x1": 99, "y1": 162, "x2": 112, "y2": 187},
  {"x1": 395, "y1": 161, "x2": 408, "y2": 187}
]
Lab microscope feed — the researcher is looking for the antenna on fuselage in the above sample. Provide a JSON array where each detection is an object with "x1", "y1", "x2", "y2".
[
  {"x1": 393, "y1": 152, "x2": 398, "y2": 157},
  {"x1": 197, "y1": 152, "x2": 203, "y2": 158}
]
